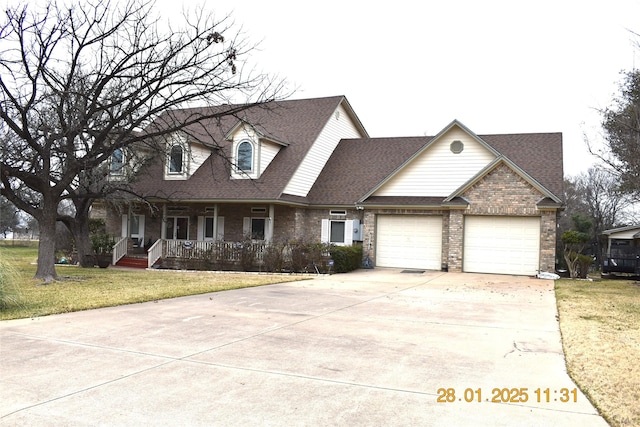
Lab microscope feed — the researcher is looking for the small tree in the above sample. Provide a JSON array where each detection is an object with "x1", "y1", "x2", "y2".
[{"x1": 561, "y1": 215, "x2": 593, "y2": 278}]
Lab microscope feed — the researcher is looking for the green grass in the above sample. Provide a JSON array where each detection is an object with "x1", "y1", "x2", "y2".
[
  {"x1": 0, "y1": 245, "x2": 309, "y2": 321},
  {"x1": 555, "y1": 277, "x2": 640, "y2": 426}
]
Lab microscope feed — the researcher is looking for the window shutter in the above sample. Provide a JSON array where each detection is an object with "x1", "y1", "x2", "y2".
[
  {"x1": 321, "y1": 219, "x2": 329, "y2": 243},
  {"x1": 344, "y1": 220, "x2": 354, "y2": 246},
  {"x1": 243, "y1": 217, "x2": 251, "y2": 238},
  {"x1": 217, "y1": 217, "x2": 225, "y2": 240},
  {"x1": 197, "y1": 216, "x2": 204, "y2": 240}
]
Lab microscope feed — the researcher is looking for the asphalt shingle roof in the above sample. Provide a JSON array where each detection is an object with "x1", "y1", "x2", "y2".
[
  {"x1": 132, "y1": 96, "x2": 564, "y2": 206},
  {"x1": 132, "y1": 96, "x2": 347, "y2": 200},
  {"x1": 306, "y1": 132, "x2": 564, "y2": 206}
]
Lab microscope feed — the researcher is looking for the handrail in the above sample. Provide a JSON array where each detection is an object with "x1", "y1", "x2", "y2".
[
  {"x1": 147, "y1": 239, "x2": 163, "y2": 268},
  {"x1": 112, "y1": 237, "x2": 128, "y2": 265}
]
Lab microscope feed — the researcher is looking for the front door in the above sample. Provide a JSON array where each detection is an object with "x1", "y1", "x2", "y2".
[
  {"x1": 166, "y1": 217, "x2": 189, "y2": 240},
  {"x1": 121, "y1": 214, "x2": 145, "y2": 247}
]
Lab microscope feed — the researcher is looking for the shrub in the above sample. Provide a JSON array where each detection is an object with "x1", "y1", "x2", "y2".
[
  {"x1": 263, "y1": 241, "x2": 286, "y2": 272},
  {"x1": 239, "y1": 240, "x2": 259, "y2": 271},
  {"x1": 329, "y1": 245, "x2": 363, "y2": 273}
]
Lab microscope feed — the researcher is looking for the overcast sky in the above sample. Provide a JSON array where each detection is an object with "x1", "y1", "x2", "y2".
[{"x1": 128, "y1": 1, "x2": 640, "y2": 177}]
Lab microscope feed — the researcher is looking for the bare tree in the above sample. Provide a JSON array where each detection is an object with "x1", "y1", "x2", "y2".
[
  {"x1": 587, "y1": 67, "x2": 640, "y2": 201},
  {"x1": 562, "y1": 167, "x2": 633, "y2": 266},
  {"x1": 0, "y1": 0, "x2": 286, "y2": 282}
]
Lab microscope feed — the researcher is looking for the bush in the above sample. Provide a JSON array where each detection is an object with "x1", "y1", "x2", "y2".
[
  {"x1": 288, "y1": 240, "x2": 328, "y2": 273},
  {"x1": 263, "y1": 241, "x2": 286, "y2": 272},
  {"x1": 329, "y1": 245, "x2": 363, "y2": 273}
]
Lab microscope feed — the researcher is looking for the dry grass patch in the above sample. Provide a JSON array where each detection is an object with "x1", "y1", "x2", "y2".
[
  {"x1": 0, "y1": 245, "x2": 309, "y2": 321},
  {"x1": 555, "y1": 278, "x2": 640, "y2": 426}
]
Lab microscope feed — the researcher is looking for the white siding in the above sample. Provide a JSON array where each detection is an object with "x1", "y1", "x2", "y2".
[
  {"x1": 190, "y1": 143, "x2": 211, "y2": 175},
  {"x1": 259, "y1": 141, "x2": 281, "y2": 175},
  {"x1": 283, "y1": 102, "x2": 364, "y2": 197},
  {"x1": 374, "y1": 127, "x2": 496, "y2": 197},
  {"x1": 607, "y1": 229, "x2": 640, "y2": 240}
]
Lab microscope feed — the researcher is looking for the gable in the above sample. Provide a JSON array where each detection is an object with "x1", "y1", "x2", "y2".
[
  {"x1": 462, "y1": 163, "x2": 547, "y2": 212},
  {"x1": 372, "y1": 125, "x2": 496, "y2": 197},
  {"x1": 282, "y1": 100, "x2": 367, "y2": 197}
]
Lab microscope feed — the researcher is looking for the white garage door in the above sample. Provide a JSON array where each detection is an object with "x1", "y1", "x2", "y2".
[
  {"x1": 464, "y1": 216, "x2": 540, "y2": 276},
  {"x1": 376, "y1": 215, "x2": 442, "y2": 270}
]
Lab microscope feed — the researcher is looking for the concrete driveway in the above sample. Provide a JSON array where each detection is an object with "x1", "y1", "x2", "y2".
[{"x1": 1, "y1": 269, "x2": 607, "y2": 426}]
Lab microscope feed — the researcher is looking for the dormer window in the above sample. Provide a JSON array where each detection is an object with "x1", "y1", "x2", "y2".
[
  {"x1": 169, "y1": 144, "x2": 184, "y2": 174},
  {"x1": 237, "y1": 140, "x2": 253, "y2": 172},
  {"x1": 110, "y1": 148, "x2": 124, "y2": 176}
]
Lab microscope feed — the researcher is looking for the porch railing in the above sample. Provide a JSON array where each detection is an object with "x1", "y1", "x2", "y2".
[
  {"x1": 113, "y1": 237, "x2": 128, "y2": 265},
  {"x1": 147, "y1": 239, "x2": 163, "y2": 268},
  {"x1": 163, "y1": 240, "x2": 266, "y2": 263},
  {"x1": 602, "y1": 252, "x2": 640, "y2": 274}
]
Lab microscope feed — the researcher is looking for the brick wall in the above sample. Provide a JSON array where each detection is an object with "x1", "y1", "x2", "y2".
[
  {"x1": 447, "y1": 210, "x2": 465, "y2": 272},
  {"x1": 456, "y1": 163, "x2": 558, "y2": 272}
]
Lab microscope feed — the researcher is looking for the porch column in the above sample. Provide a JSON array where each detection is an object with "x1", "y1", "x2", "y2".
[
  {"x1": 160, "y1": 204, "x2": 167, "y2": 240},
  {"x1": 213, "y1": 204, "x2": 219, "y2": 241},
  {"x1": 266, "y1": 204, "x2": 274, "y2": 243}
]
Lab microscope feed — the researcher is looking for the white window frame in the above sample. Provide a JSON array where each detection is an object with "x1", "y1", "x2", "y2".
[
  {"x1": 321, "y1": 219, "x2": 354, "y2": 246},
  {"x1": 165, "y1": 216, "x2": 189, "y2": 240},
  {"x1": 236, "y1": 140, "x2": 253, "y2": 172},
  {"x1": 110, "y1": 148, "x2": 125, "y2": 176},
  {"x1": 168, "y1": 144, "x2": 184, "y2": 174},
  {"x1": 198, "y1": 216, "x2": 225, "y2": 241},
  {"x1": 243, "y1": 217, "x2": 269, "y2": 241}
]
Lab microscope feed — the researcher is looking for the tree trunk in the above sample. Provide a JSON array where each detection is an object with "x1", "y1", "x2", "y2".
[
  {"x1": 74, "y1": 200, "x2": 95, "y2": 267},
  {"x1": 62, "y1": 207, "x2": 95, "y2": 268},
  {"x1": 34, "y1": 210, "x2": 58, "y2": 283}
]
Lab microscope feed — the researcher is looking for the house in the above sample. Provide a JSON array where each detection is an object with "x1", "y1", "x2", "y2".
[
  {"x1": 91, "y1": 95, "x2": 564, "y2": 276},
  {"x1": 601, "y1": 225, "x2": 640, "y2": 275}
]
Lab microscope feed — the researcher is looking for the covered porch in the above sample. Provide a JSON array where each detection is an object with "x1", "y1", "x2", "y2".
[{"x1": 108, "y1": 202, "x2": 305, "y2": 270}]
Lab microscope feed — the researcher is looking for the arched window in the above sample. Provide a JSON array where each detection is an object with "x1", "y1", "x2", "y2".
[
  {"x1": 169, "y1": 145, "x2": 183, "y2": 173},
  {"x1": 237, "y1": 141, "x2": 253, "y2": 172},
  {"x1": 110, "y1": 148, "x2": 124, "y2": 175}
]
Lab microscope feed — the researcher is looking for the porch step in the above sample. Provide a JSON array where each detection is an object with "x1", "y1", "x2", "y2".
[{"x1": 116, "y1": 256, "x2": 148, "y2": 269}]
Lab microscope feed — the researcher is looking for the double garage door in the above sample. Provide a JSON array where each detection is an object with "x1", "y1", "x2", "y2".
[{"x1": 376, "y1": 215, "x2": 540, "y2": 275}]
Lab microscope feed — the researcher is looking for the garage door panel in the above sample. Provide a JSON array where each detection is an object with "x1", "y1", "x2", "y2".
[
  {"x1": 377, "y1": 215, "x2": 442, "y2": 270},
  {"x1": 464, "y1": 216, "x2": 540, "y2": 276}
]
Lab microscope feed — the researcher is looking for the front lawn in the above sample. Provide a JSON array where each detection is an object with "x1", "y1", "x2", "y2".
[
  {"x1": 555, "y1": 277, "x2": 640, "y2": 427},
  {"x1": 0, "y1": 245, "x2": 308, "y2": 321}
]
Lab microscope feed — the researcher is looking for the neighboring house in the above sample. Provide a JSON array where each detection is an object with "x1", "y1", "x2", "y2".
[
  {"x1": 601, "y1": 225, "x2": 640, "y2": 275},
  {"x1": 91, "y1": 95, "x2": 564, "y2": 276}
]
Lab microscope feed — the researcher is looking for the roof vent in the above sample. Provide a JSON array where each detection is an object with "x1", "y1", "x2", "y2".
[{"x1": 450, "y1": 140, "x2": 464, "y2": 154}]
